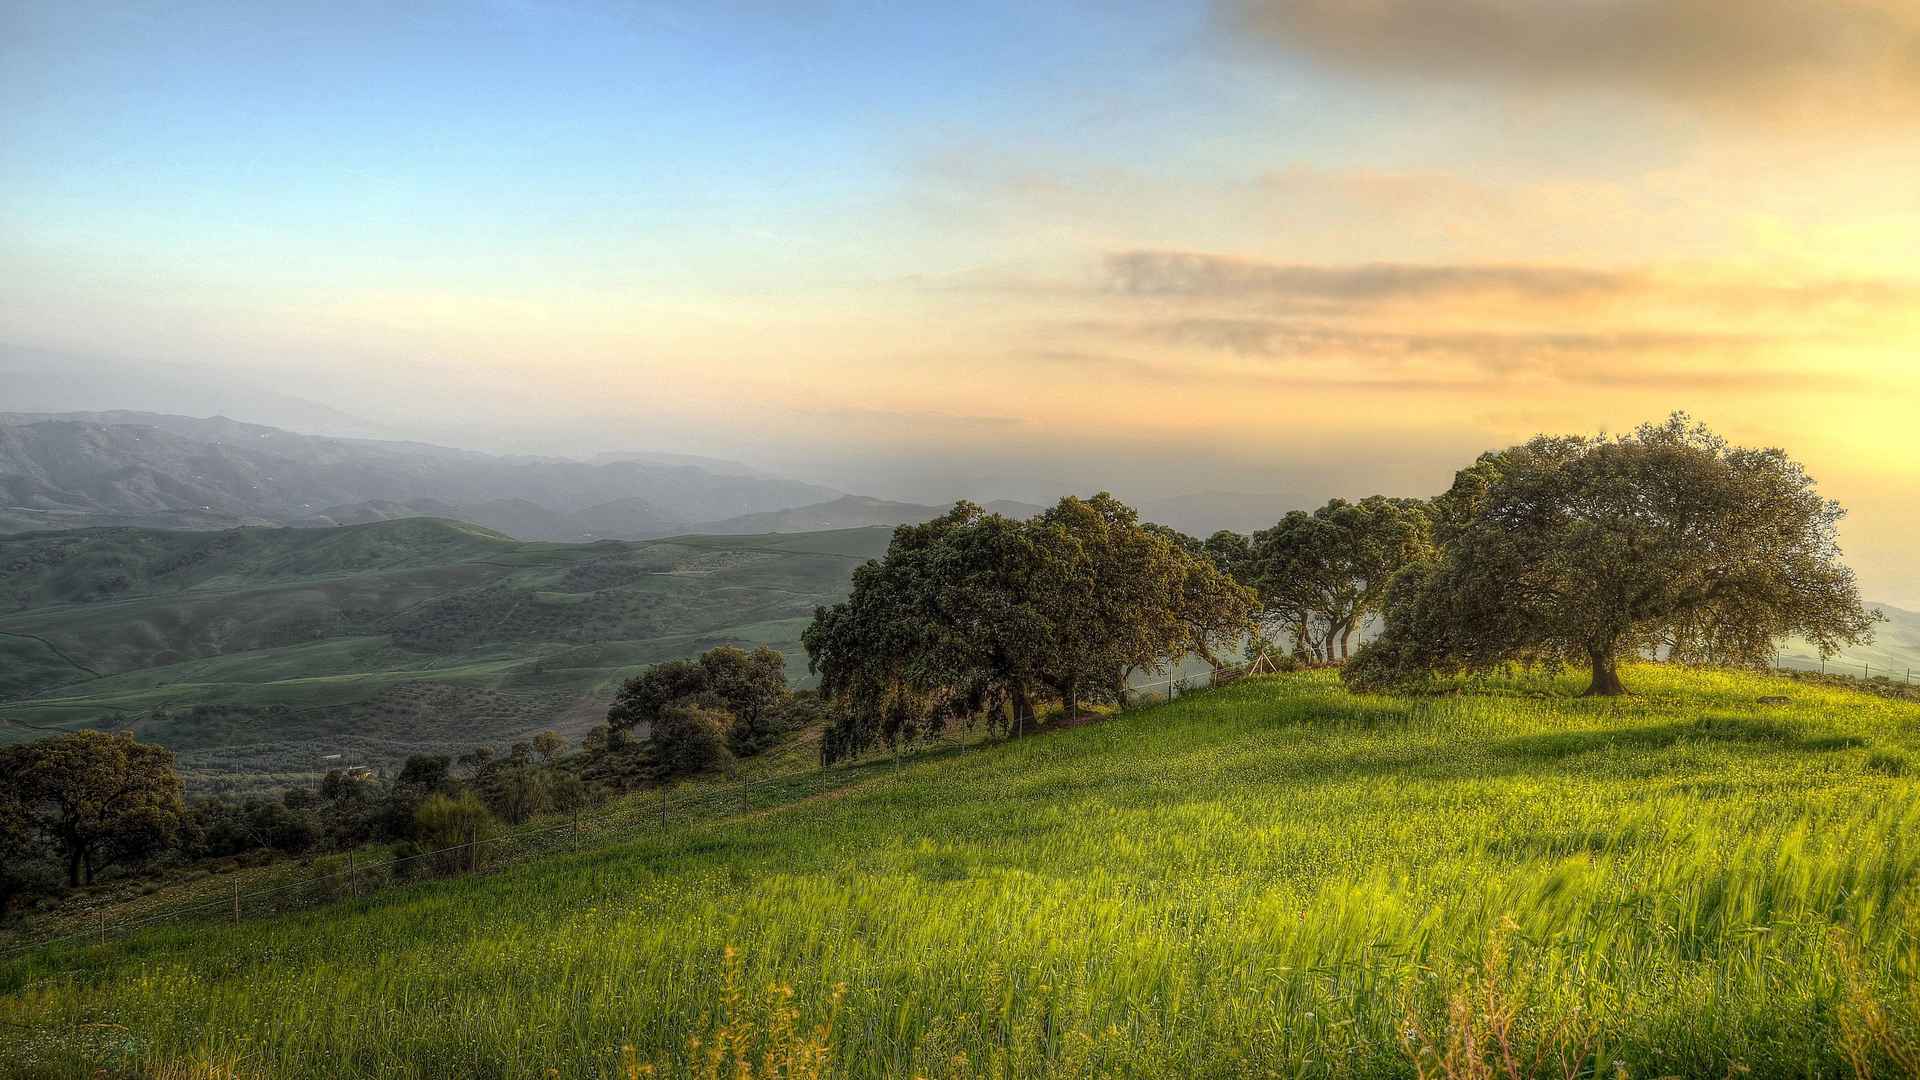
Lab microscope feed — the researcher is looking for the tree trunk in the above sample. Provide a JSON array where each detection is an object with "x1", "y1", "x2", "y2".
[
  {"x1": 82, "y1": 848, "x2": 96, "y2": 885},
  {"x1": 1064, "y1": 681, "x2": 1079, "y2": 725},
  {"x1": 66, "y1": 847, "x2": 83, "y2": 888},
  {"x1": 1010, "y1": 683, "x2": 1033, "y2": 738},
  {"x1": 1582, "y1": 647, "x2": 1627, "y2": 697},
  {"x1": 1339, "y1": 622, "x2": 1354, "y2": 661}
]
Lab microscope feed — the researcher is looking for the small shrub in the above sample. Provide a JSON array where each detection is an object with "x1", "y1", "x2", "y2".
[{"x1": 412, "y1": 792, "x2": 503, "y2": 875}]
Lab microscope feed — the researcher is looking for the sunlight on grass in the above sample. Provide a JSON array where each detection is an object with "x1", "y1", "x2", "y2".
[{"x1": 4, "y1": 665, "x2": 1920, "y2": 1077}]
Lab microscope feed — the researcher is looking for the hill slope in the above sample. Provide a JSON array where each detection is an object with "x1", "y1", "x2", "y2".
[
  {"x1": 0, "y1": 412, "x2": 837, "y2": 540},
  {"x1": 0, "y1": 520, "x2": 891, "y2": 790},
  {"x1": 4, "y1": 666, "x2": 1917, "y2": 1077}
]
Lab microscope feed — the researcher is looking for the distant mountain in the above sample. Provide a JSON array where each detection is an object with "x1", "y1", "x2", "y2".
[
  {"x1": 692, "y1": 495, "x2": 1047, "y2": 535},
  {"x1": 1131, "y1": 492, "x2": 1300, "y2": 536},
  {"x1": 0, "y1": 346, "x2": 390, "y2": 439},
  {"x1": 0, "y1": 412, "x2": 837, "y2": 541},
  {"x1": 1780, "y1": 601, "x2": 1920, "y2": 678}
]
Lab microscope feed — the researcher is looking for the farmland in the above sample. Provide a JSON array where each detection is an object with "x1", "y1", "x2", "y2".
[{"x1": 0, "y1": 520, "x2": 891, "y2": 792}]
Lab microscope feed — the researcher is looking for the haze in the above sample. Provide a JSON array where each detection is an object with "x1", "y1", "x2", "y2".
[{"x1": 4, "y1": 1, "x2": 1919, "y2": 606}]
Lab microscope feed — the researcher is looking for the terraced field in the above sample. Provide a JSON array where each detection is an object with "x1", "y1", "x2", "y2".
[{"x1": 0, "y1": 520, "x2": 889, "y2": 792}]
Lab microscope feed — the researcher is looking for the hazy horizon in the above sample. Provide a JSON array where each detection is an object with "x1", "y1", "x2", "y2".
[{"x1": 6, "y1": 2, "x2": 1920, "y2": 606}]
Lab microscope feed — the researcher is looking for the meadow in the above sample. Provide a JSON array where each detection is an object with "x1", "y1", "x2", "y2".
[{"x1": 3, "y1": 664, "x2": 1918, "y2": 1077}]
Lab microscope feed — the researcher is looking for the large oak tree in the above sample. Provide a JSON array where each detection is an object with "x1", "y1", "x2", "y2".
[{"x1": 1346, "y1": 416, "x2": 1877, "y2": 696}]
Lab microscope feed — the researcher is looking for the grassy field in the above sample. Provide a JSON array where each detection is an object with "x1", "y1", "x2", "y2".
[
  {"x1": 0, "y1": 521, "x2": 891, "y2": 791},
  {"x1": 3, "y1": 664, "x2": 1918, "y2": 1077}
]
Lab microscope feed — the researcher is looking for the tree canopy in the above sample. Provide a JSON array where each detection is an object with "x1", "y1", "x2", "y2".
[
  {"x1": 604, "y1": 644, "x2": 795, "y2": 776},
  {"x1": 1249, "y1": 496, "x2": 1434, "y2": 662},
  {"x1": 804, "y1": 495, "x2": 1255, "y2": 762},
  {"x1": 1346, "y1": 415, "x2": 1878, "y2": 696},
  {"x1": 0, "y1": 730, "x2": 185, "y2": 886}
]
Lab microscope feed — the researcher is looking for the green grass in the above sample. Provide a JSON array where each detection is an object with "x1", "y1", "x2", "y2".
[{"x1": 4, "y1": 664, "x2": 1918, "y2": 1077}]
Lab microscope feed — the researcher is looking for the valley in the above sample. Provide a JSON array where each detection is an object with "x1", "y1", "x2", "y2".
[{"x1": 0, "y1": 519, "x2": 890, "y2": 792}]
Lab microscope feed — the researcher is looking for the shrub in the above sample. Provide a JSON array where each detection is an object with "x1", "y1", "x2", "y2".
[
  {"x1": 485, "y1": 765, "x2": 553, "y2": 825},
  {"x1": 412, "y1": 792, "x2": 503, "y2": 875},
  {"x1": 648, "y1": 703, "x2": 736, "y2": 780}
]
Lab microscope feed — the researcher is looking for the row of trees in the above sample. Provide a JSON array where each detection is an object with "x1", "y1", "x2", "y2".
[
  {"x1": 801, "y1": 494, "x2": 1255, "y2": 762},
  {"x1": 793, "y1": 415, "x2": 1873, "y2": 732},
  {"x1": 1, "y1": 726, "x2": 605, "y2": 913}
]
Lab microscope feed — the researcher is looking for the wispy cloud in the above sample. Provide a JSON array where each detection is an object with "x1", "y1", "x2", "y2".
[{"x1": 1102, "y1": 251, "x2": 1632, "y2": 303}]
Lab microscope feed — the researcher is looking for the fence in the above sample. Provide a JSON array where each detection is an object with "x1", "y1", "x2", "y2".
[
  {"x1": 1772, "y1": 651, "x2": 1916, "y2": 685},
  {"x1": 0, "y1": 655, "x2": 1296, "y2": 966},
  {"x1": 33, "y1": 643, "x2": 1885, "y2": 966},
  {"x1": 0, "y1": 731, "x2": 974, "y2": 964}
]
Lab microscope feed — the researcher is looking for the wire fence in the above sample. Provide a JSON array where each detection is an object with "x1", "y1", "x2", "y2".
[
  {"x1": 0, "y1": 729, "x2": 979, "y2": 965},
  {"x1": 12, "y1": 644, "x2": 1884, "y2": 966},
  {"x1": 1771, "y1": 651, "x2": 1916, "y2": 685},
  {"x1": 1, "y1": 658, "x2": 1278, "y2": 966}
]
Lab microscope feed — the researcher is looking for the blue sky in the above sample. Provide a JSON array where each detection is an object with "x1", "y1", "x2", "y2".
[{"x1": 4, "y1": 1, "x2": 1920, "y2": 604}]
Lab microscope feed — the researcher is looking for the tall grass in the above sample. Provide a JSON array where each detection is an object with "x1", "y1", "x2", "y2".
[{"x1": 4, "y1": 665, "x2": 1919, "y2": 1077}]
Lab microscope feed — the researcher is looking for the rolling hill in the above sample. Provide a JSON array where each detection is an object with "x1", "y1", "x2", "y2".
[
  {"x1": 4, "y1": 666, "x2": 1918, "y2": 1076},
  {"x1": 692, "y1": 494, "x2": 1047, "y2": 535},
  {"x1": 0, "y1": 412, "x2": 837, "y2": 541},
  {"x1": 0, "y1": 518, "x2": 891, "y2": 792}
]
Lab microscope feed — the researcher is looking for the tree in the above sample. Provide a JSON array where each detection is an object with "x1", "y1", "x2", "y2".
[
  {"x1": 700, "y1": 645, "x2": 790, "y2": 754},
  {"x1": 486, "y1": 765, "x2": 552, "y2": 825},
  {"x1": 1250, "y1": 497, "x2": 1433, "y2": 662},
  {"x1": 1029, "y1": 494, "x2": 1255, "y2": 720},
  {"x1": 396, "y1": 754, "x2": 453, "y2": 792},
  {"x1": 0, "y1": 731, "x2": 185, "y2": 886},
  {"x1": 530, "y1": 730, "x2": 566, "y2": 763},
  {"x1": 804, "y1": 505, "x2": 994, "y2": 759},
  {"x1": 806, "y1": 495, "x2": 1255, "y2": 752},
  {"x1": 1203, "y1": 530, "x2": 1255, "y2": 584},
  {"x1": 1346, "y1": 415, "x2": 1878, "y2": 696},
  {"x1": 646, "y1": 703, "x2": 736, "y2": 779},
  {"x1": 605, "y1": 646, "x2": 793, "y2": 759},
  {"x1": 606, "y1": 659, "x2": 711, "y2": 735}
]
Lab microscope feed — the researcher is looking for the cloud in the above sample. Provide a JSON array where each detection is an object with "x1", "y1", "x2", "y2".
[
  {"x1": 1102, "y1": 251, "x2": 1631, "y2": 303},
  {"x1": 1220, "y1": 0, "x2": 1920, "y2": 125}
]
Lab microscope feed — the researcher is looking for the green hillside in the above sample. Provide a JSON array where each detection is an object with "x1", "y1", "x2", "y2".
[
  {"x1": 5, "y1": 666, "x2": 1918, "y2": 1077},
  {"x1": 0, "y1": 520, "x2": 892, "y2": 791}
]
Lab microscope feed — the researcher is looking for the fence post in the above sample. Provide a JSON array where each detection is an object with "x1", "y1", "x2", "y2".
[
  {"x1": 660, "y1": 785, "x2": 668, "y2": 828},
  {"x1": 741, "y1": 775, "x2": 750, "y2": 812},
  {"x1": 231, "y1": 882, "x2": 240, "y2": 924},
  {"x1": 347, "y1": 851, "x2": 356, "y2": 897}
]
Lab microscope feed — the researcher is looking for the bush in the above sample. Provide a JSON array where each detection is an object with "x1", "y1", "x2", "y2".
[
  {"x1": 412, "y1": 792, "x2": 503, "y2": 875},
  {"x1": 648, "y1": 703, "x2": 736, "y2": 779},
  {"x1": 484, "y1": 765, "x2": 552, "y2": 825},
  {"x1": 549, "y1": 772, "x2": 602, "y2": 815}
]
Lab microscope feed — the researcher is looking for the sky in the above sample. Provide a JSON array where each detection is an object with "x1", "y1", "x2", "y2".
[{"x1": 3, "y1": 1, "x2": 1919, "y2": 604}]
